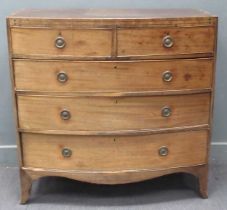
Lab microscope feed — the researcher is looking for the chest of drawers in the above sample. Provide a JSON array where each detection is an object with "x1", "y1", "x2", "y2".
[{"x1": 7, "y1": 9, "x2": 217, "y2": 203}]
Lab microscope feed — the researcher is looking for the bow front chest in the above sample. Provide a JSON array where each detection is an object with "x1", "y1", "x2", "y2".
[{"x1": 7, "y1": 9, "x2": 217, "y2": 203}]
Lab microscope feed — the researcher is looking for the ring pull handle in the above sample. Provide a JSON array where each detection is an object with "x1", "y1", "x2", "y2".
[
  {"x1": 162, "y1": 35, "x2": 174, "y2": 48},
  {"x1": 161, "y1": 106, "x2": 172, "y2": 117},
  {"x1": 57, "y1": 72, "x2": 68, "y2": 83},
  {"x1": 159, "y1": 146, "x2": 169, "y2": 156},
  {"x1": 62, "y1": 148, "x2": 72, "y2": 158},
  {"x1": 60, "y1": 109, "x2": 71, "y2": 120},
  {"x1": 55, "y1": 36, "x2": 66, "y2": 49},
  {"x1": 162, "y1": 71, "x2": 173, "y2": 82}
]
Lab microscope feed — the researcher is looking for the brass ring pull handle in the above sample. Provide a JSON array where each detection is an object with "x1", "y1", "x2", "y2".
[
  {"x1": 161, "y1": 106, "x2": 172, "y2": 117},
  {"x1": 60, "y1": 110, "x2": 71, "y2": 120},
  {"x1": 62, "y1": 148, "x2": 72, "y2": 158},
  {"x1": 162, "y1": 71, "x2": 173, "y2": 82},
  {"x1": 57, "y1": 72, "x2": 68, "y2": 83},
  {"x1": 159, "y1": 146, "x2": 169, "y2": 156},
  {"x1": 162, "y1": 35, "x2": 174, "y2": 48},
  {"x1": 55, "y1": 36, "x2": 66, "y2": 49}
]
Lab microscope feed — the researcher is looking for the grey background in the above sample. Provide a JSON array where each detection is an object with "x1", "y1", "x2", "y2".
[{"x1": 0, "y1": 0, "x2": 226, "y2": 165}]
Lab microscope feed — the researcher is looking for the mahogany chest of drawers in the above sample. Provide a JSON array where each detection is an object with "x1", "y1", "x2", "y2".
[{"x1": 7, "y1": 9, "x2": 217, "y2": 203}]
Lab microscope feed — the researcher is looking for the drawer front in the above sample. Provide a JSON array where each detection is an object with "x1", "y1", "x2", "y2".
[
  {"x1": 118, "y1": 27, "x2": 215, "y2": 56},
  {"x1": 22, "y1": 130, "x2": 208, "y2": 170},
  {"x1": 17, "y1": 93, "x2": 210, "y2": 131},
  {"x1": 11, "y1": 28, "x2": 112, "y2": 57},
  {"x1": 14, "y1": 59, "x2": 213, "y2": 92}
]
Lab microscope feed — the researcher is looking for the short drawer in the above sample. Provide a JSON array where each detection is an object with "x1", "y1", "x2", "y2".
[
  {"x1": 17, "y1": 93, "x2": 210, "y2": 132},
  {"x1": 118, "y1": 27, "x2": 215, "y2": 57},
  {"x1": 14, "y1": 59, "x2": 213, "y2": 92},
  {"x1": 21, "y1": 130, "x2": 208, "y2": 170},
  {"x1": 11, "y1": 28, "x2": 112, "y2": 57}
]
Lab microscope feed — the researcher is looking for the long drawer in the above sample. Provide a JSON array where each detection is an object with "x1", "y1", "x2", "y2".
[
  {"x1": 21, "y1": 130, "x2": 208, "y2": 170},
  {"x1": 17, "y1": 93, "x2": 210, "y2": 131},
  {"x1": 14, "y1": 59, "x2": 213, "y2": 92}
]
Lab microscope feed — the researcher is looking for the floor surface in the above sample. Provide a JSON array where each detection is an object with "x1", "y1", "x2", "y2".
[{"x1": 0, "y1": 146, "x2": 227, "y2": 210}]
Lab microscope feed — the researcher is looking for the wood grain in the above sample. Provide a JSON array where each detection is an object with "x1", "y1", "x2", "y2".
[
  {"x1": 7, "y1": 9, "x2": 217, "y2": 202},
  {"x1": 118, "y1": 27, "x2": 215, "y2": 57},
  {"x1": 14, "y1": 58, "x2": 213, "y2": 92},
  {"x1": 21, "y1": 130, "x2": 208, "y2": 171},
  {"x1": 6, "y1": 18, "x2": 24, "y2": 167},
  {"x1": 22, "y1": 165, "x2": 207, "y2": 192},
  {"x1": 11, "y1": 28, "x2": 112, "y2": 57},
  {"x1": 9, "y1": 9, "x2": 214, "y2": 19},
  {"x1": 17, "y1": 93, "x2": 210, "y2": 131},
  {"x1": 20, "y1": 169, "x2": 32, "y2": 204},
  {"x1": 12, "y1": 53, "x2": 215, "y2": 61},
  {"x1": 16, "y1": 89, "x2": 212, "y2": 97},
  {"x1": 8, "y1": 9, "x2": 217, "y2": 28},
  {"x1": 18, "y1": 125, "x2": 209, "y2": 136}
]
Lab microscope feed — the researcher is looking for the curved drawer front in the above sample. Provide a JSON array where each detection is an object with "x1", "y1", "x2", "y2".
[
  {"x1": 11, "y1": 28, "x2": 112, "y2": 57},
  {"x1": 14, "y1": 59, "x2": 213, "y2": 92},
  {"x1": 17, "y1": 93, "x2": 210, "y2": 132},
  {"x1": 118, "y1": 27, "x2": 215, "y2": 57},
  {"x1": 21, "y1": 130, "x2": 208, "y2": 170}
]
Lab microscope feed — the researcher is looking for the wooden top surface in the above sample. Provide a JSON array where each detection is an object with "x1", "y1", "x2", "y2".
[
  {"x1": 7, "y1": 9, "x2": 217, "y2": 28},
  {"x1": 9, "y1": 8, "x2": 214, "y2": 19}
]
